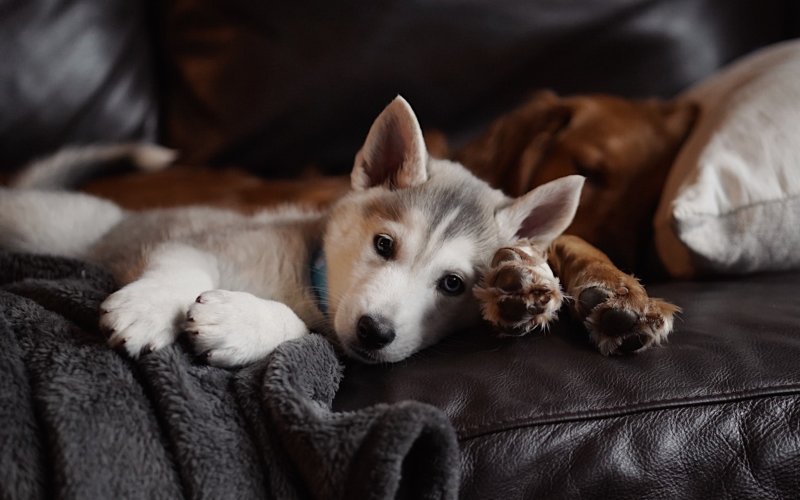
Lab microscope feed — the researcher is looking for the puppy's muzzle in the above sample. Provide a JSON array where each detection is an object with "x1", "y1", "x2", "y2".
[{"x1": 356, "y1": 315, "x2": 396, "y2": 350}]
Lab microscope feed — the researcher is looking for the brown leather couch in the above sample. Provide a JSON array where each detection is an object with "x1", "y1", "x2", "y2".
[{"x1": 3, "y1": 1, "x2": 799, "y2": 497}]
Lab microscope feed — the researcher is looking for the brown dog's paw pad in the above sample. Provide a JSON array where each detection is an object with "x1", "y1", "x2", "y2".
[
  {"x1": 475, "y1": 244, "x2": 564, "y2": 337},
  {"x1": 497, "y1": 296, "x2": 529, "y2": 322},
  {"x1": 494, "y1": 266, "x2": 526, "y2": 293},
  {"x1": 618, "y1": 333, "x2": 648, "y2": 354},
  {"x1": 582, "y1": 285, "x2": 678, "y2": 355},
  {"x1": 491, "y1": 247, "x2": 525, "y2": 267},
  {"x1": 578, "y1": 286, "x2": 611, "y2": 314},
  {"x1": 598, "y1": 308, "x2": 638, "y2": 338}
]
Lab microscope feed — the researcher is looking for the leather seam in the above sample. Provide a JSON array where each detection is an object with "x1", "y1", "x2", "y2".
[{"x1": 456, "y1": 384, "x2": 800, "y2": 441}]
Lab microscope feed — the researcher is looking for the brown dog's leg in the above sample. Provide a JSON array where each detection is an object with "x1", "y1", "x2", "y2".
[
  {"x1": 549, "y1": 235, "x2": 679, "y2": 354},
  {"x1": 474, "y1": 240, "x2": 564, "y2": 336}
]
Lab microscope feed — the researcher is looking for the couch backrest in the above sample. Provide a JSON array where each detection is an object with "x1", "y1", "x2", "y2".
[
  {"x1": 157, "y1": 0, "x2": 800, "y2": 176},
  {"x1": 2, "y1": 0, "x2": 797, "y2": 175},
  {"x1": 0, "y1": 0, "x2": 159, "y2": 171}
]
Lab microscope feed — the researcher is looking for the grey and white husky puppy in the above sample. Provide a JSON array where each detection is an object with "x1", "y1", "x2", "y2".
[{"x1": 0, "y1": 97, "x2": 584, "y2": 366}]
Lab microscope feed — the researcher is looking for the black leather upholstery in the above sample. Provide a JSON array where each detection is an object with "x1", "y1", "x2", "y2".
[
  {"x1": 0, "y1": 0, "x2": 158, "y2": 170},
  {"x1": 334, "y1": 271, "x2": 800, "y2": 497},
  {"x1": 159, "y1": 0, "x2": 798, "y2": 175}
]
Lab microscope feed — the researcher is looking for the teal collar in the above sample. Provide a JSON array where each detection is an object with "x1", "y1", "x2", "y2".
[{"x1": 310, "y1": 248, "x2": 328, "y2": 316}]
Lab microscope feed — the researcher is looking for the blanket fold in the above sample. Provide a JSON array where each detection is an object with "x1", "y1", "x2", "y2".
[{"x1": 0, "y1": 252, "x2": 460, "y2": 499}]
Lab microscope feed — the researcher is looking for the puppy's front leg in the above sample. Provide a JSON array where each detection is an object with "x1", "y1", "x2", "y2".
[
  {"x1": 186, "y1": 290, "x2": 309, "y2": 367},
  {"x1": 549, "y1": 235, "x2": 679, "y2": 355},
  {"x1": 101, "y1": 243, "x2": 219, "y2": 357}
]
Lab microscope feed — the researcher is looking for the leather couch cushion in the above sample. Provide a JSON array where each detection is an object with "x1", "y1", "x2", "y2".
[
  {"x1": 334, "y1": 271, "x2": 800, "y2": 497},
  {"x1": 160, "y1": 0, "x2": 797, "y2": 175},
  {"x1": 0, "y1": 0, "x2": 158, "y2": 171}
]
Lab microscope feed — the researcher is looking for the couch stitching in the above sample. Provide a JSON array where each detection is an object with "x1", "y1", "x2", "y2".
[{"x1": 456, "y1": 383, "x2": 800, "y2": 440}]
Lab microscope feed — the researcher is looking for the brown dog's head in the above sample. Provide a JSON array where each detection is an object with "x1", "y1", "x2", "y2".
[{"x1": 456, "y1": 90, "x2": 698, "y2": 272}]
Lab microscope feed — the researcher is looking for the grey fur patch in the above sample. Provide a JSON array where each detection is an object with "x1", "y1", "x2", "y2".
[
  {"x1": 357, "y1": 159, "x2": 512, "y2": 277},
  {"x1": 400, "y1": 175, "x2": 499, "y2": 263}
]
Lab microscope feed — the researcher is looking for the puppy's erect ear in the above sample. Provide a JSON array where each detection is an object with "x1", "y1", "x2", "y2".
[
  {"x1": 352, "y1": 96, "x2": 428, "y2": 190},
  {"x1": 496, "y1": 175, "x2": 585, "y2": 246}
]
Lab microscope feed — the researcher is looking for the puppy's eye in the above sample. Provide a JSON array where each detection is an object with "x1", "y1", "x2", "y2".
[
  {"x1": 438, "y1": 274, "x2": 465, "y2": 296},
  {"x1": 373, "y1": 234, "x2": 394, "y2": 259}
]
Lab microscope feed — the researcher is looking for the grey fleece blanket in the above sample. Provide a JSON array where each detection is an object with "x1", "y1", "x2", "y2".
[{"x1": 0, "y1": 252, "x2": 459, "y2": 499}]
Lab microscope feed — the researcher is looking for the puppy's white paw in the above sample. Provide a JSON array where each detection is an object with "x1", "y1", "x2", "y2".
[
  {"x1": 101, "y1": 279, "x2": 188, "y2": 358},
  {"x1": 185, "y1": 290, "x2": 309, "y2": 368}
]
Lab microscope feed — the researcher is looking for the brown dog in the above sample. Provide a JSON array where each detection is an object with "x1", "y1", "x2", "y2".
[
  {"x1": 461, "y1": 90, "x2": 698, "y2": 354},
  {"x1": 80, "y1": 91, "x2": 697, "y2": 355},
  {"x1": 458, "y1": 90, "x2": 698, "y2": 272}
]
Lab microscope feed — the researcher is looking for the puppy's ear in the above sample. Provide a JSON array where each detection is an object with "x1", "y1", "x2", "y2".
[
  {"x1": 352, "y1": 96, "x2": 428, "y2": 190},
  {"x1": 496, "y1": 175, "x2": 585, "y2": 246}
]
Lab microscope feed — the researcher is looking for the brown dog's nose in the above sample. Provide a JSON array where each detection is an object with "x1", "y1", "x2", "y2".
[{"x1": 357, "y1": 315, "x2": 395, "y2": 350}]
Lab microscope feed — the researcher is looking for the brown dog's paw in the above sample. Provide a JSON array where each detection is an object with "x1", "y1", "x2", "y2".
[
  {"x1": 577, "y1": 280, "x2": 679, "y2": 355},
  {"x1": 474, "y1": 244, "x2": 563, "y2": 336}
]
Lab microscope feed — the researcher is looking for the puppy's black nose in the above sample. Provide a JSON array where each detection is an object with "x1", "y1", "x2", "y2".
[{"x1": 357, "y1": 315, "x2": 396, "y2": 350}]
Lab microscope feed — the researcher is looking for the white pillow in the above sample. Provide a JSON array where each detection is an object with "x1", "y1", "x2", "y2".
[{"x1": 654, "y1": 39, "x2": 800, "y2": 278}]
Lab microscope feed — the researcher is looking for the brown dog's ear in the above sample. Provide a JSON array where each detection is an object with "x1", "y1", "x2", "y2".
[
  {"x1": 495, "y1": 175, "x2": 585, "y2": 246},
  {"x1": 657, "y1": 99, "x2": 700, "y2": 145},
  {"x1": 457, "y1": 90, "x2": 572, "y2": 196},
  {"x1": 352, "y1": 96, "x2": 428, "y2": 190}
]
